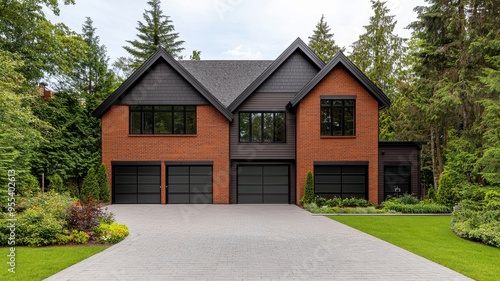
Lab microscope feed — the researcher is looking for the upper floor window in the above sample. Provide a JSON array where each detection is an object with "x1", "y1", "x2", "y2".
[
  {"x1": 320, "y1": 99, "x2": 355, "y2": 136},
  {"x1": 239, "y1": 112, "x2": 285, "y2": 143},
  {"x1": 130, "y1": 105, "x2": 196, "y2": 134}
]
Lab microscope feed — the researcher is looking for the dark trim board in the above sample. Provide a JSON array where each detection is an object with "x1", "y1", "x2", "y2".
[
  {"x1": 165, "y1": 161, "x2": 214, "y2": 166},
  {"x1": 314, "y1": 161, "x2": 369, "y2": 166},
  {"x1": 111, "y1": 161, "x2": 161, "y2": 165}
]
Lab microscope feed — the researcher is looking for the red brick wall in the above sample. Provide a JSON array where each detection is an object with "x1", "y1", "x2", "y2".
[
  {"x1": 101, "y1": 104, "x2": 230, "y2": 204},
  {"x1": 296, "y1": 66, "x2": 379, "y2": 204}
]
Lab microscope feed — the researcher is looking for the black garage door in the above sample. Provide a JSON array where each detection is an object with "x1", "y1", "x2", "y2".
[
  {"x1": 167, "y1": 166, "x2": 212, "y2": 203},
  {"x1": 113, "y1": 165, "x2": 161, "y2": 204},
  {"x1": 314, "y1": 165, "x2": 367, "y2": 199},
  {"x1": 237, "y1": 165, "x2": 289, "y2": 204}
]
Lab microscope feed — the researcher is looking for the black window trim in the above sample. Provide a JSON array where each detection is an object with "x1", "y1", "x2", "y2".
[
  {"x1": 129, "y1": 105, "x2": 196, "y2": 135},
  {"x1": 238, "y1": 111, "x2": 286, "y2": 143},
  {"x1": 320, "y1": 98, "x2": 356, "y2": 136}
]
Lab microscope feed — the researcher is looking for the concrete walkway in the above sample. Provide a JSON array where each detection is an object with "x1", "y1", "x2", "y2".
[{"x1": 46, "y1": 205, "x2": 471, "y2": 280}]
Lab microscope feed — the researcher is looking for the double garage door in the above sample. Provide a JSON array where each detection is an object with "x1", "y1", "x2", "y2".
[
  {"x1": 113, "y1": 164, "x2": 213, "y2": 204},
  {"x1": 237, "y1": 165, "x2": 289, "y2": 204}
]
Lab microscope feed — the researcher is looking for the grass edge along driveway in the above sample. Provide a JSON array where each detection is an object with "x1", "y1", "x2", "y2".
[
  {"x1": 330, "y1": 216, "x2": 499, "y2": 281},
  {"x1": 1, "y1": 245, "x2": 108, "y2": 281}
]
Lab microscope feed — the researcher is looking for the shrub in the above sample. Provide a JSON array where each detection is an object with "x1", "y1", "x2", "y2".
[
  {"x1": 16, "y1": 174, "x2": 40, "y2": 197},
  {"x1": 67, "y1": 195, "x2": 105, "y2": 233},
  {"x1": 81, "y1": 167, "x2": 99, "y2": 200},
  {"x1": 16, "y1": 191, "x2": 74, "y2": 220},
  {"x1": 426, "y1": 186, "x2": 437, "y2": 201},
  {"x1": 437, "y1": 171, "x2": 460, "y2": 206},
  {"x1": 301, "y1": 171, "x2": 315, "y2": 205},
  {"x1": 451, "y1": 200, "x2": 500, "y2": 248},
  {"x1": 49, "y1": 174, "x2": 65, "y2": 193},
  {"x1": 382, "y1": 195, "x2": 451, "y2": 213},
  {"x1": 96, "y1": 164, "x2": 110, "y2": 202},
  {"x1": 55, "y1": 230, "x2": 89, "y2": 245},
  {"x1": 93, "y1": 223, "x2": 129, "y2": 244},
  {"x1": 313, "y1": 196, "x2": 372, "y2": 208}
]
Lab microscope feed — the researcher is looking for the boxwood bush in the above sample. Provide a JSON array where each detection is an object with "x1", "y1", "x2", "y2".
[{"x1": 382, "y1": 194, "x2": 451, "y2": 214}]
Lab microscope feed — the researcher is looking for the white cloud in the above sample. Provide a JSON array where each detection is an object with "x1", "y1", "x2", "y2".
[{"x1": 223, "y1": 44, "x2": 263, "y2": 59}]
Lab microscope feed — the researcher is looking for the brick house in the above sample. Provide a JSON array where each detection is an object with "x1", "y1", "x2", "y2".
[{"x1": 93, "y1": 38, "x2": 421, "y2": 205}]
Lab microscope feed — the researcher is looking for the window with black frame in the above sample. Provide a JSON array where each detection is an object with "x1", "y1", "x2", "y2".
[
  {"x1": 239, "y1": 112, "x2": 285, "y2": 143},
  {"x1": 320, "y1": 99, "x2": 355, "y2": 136},
  {"x1": 129, "y1": 105, "x2": 196, "y2": 134}
]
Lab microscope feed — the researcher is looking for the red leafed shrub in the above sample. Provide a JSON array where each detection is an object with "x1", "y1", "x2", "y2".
[{"x1": 66, "y1": 195, "x2": 105, "y2": 233}]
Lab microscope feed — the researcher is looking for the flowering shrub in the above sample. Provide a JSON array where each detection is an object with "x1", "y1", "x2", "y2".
[
  {"x1": 66, "y1": 195, "x2": 108, "y2": 233},
  {"x1": 93, "y1": 223, "x2": 129, "y2": 244},
  {"x1": 55, "y1": 230, "x2": 89, "y2": 245}
]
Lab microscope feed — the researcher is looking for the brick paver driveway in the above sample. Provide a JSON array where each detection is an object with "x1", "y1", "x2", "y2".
[{"x1": 46, "y1": 205, "x2": 470, "y2": 280}]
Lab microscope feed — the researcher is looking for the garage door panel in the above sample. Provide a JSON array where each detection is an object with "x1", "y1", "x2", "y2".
[
  {"x1": 168, "y1": 166, "x2": 189, "y2": 175},
  {"x1": 342, "y1": 183, "x2": 366, "y2": 193},
  {"x1": 138, "y1": 166, "x2": 160, "y2": 174},
  {"x1": 138, "y1": 184, "x2": 159, "y2": 193},
  {"x1": 238, "y1": 175, "x2": 262, "y2": 185},
  {"x1": 263, "y1": 176, "x2": 288, "y2": 185},
  {"x1": 263, "y1": 185, "x2": 288, "y2": 194},
  {"x1": 342, "y1": 193, "x2": 366, "y2": 199},
  {"x1": 238, "y1": 194, "x2": 262, "y2": 204},
  {"x1": 114, "y1": 194, "x2": 137, "y2": 204},
  {"x1": 342, "y1": 166, "x2": 366, "y2": 174},
  {"x1": 114, "y1": 184, "x2": 137, "y2": 194},
  {"x1": 315, "y1": 166, "x2": 340, "y2": 174},
  {"x1": 190, "y1": 184, "x2": 212, "y2": 193},
  {"x1": 168, "y1": 184, "x2": 189, "y2": 193},
  {"x1": 114, "y1": 176, "x2": 137, "y2": 185},
  {"x1": 190, "y1": 175, "x2": 212, "y2": 184},
  {"x1": 190, "y1": 166, "x2": 212, "y2": 175},
  {"x1": 168, "y1": 175, "x2": 189, "y2": 184},
  {"x1": 114, "y1": 166, "x2": 137, "y2": 175},
  {"x1": 263, "y1": 195, "x2": 289, "y2": 204},
  {"x1": 138, "y1": 175, "x2": 160, "y2": 185},
  {"x1": 315, "y1": 183, "x2": 341, "y2": 193},
  {"x1": 168, "y1": 194, "x2": 190, "y2": 204},
  {"x1": 264, "y1": 166, "x2": 288, "y2": 175},
  {"x1": 238, "y1": 166, "x2": 262, "y2": 175},
  {"x1": 138, "y1": 194, "x2": 161, "y2": 204},
  {"x1": 190, "y1": 194, "x2": 212, "y2": 204},
  {"x1": 238, "y1": 184, "x2": 262, "y2": 194},
  {"x1": 342, "y1": 175, "x2": 366, "y2": 184},
  {"x1": 315, "y1": 175, "x2": 341, "y2": 184}
]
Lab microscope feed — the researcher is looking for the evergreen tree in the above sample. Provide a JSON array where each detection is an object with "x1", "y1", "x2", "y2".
[
  {"x1": 49, "y1": 174, "x2": 65, "y2": 193},
  {"x1": 123, "y1": 0, "x2": 185, "y2": 69},
  {"x1": 81, "y1": 167, "x2": 99, "y2": 200},
  {"x1": 66, "y1": 17, "x2": 116, "y2": 105},
  {"x1": 349, "y1": 0, "x2": 407, "y2": 140},
  {"x1": 308, "y1": 15, "x2": 343, "y2": 63},
  {"x1": 302, "y1": 171, "x2": 315, "y2": 204},
  {"x1": 96, "y1": 163, "x2": 110, "y2": 202}
]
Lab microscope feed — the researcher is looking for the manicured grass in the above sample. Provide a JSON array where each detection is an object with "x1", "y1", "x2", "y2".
[
  {"x1": 0, "y1": 245, "x2": 108, "y2": 280},
  {"x1": 330, "y1": 216, "x2": 500, "y2": 281}
]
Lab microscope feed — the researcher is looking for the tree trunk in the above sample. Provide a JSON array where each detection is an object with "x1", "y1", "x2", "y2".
[{"x1": 430, "y1": 128, "x2": 438, "y2": 190}]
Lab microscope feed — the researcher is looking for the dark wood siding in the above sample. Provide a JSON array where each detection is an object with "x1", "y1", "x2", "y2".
[
  {"x1": 121, "y1": 60, "x2": 208, "y2": 105},
  {"x1": 257, "y1": 50, "x2": 320, "y2": 93},
  {"x1": 230, "y1": 161, "x2": 295, "y2": 204},
  {"x1": 378, "y1": 144, "x2": 421, "y2": 204},
  {"x1": 230, "y1": 92, "x2": 296, "y2": 159}
]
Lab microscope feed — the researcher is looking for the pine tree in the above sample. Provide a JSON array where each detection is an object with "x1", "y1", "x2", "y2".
[
  {"x1": 308, "y1": 15, "x2": 343, "y2": 63},
  {"x1": 96, "y1": 163, "x2": 110, "y2": 202},
  {"x1": 349, "y1": 0, "x2": 407, "y2": 141},
  {"x1": 123, "y1": 0, "x2": 185, "y2": 69}
]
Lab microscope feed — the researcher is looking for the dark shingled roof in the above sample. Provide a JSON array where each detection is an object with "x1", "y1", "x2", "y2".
[{"x1": 179, "y1": 60, "x2": 273, "y2": 107}]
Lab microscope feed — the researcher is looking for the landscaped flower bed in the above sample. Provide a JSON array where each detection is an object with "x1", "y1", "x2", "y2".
[{"x1": 0, "y1": 191, "x2": 128, "y2": 246}]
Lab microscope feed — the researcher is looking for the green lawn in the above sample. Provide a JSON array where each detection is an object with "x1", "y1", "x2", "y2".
[
  {"x1": 331, "y1": 216, "x2": 500, "y2": 281},
  {"x1": 0, "y1": 245, "x2": 108, "y2": 281}
]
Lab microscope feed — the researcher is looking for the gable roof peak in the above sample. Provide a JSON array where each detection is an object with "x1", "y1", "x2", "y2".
[
  {"x1": 92, "y1": 48, "x2": 233, "y2": 120},
  {"x1": 227, "y1": 37, "x2": 325, "y2": 112},
  {"x1": 289, "y1": 51, "x2": 391, "y2": 109}
]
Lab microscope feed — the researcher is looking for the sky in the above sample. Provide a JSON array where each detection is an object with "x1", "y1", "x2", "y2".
[{"x1": 46, "y1": 0, "x2": 426, "y2": 63}]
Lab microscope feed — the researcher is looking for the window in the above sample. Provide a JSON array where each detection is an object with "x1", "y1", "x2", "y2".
[
  {"x1": 320, "y1": 99, "x2": 355, "y2": 136},
  {"x1": 239, "y1": 112, "x2": 285, "y2": 143},
  {"x1": 130, "y1": 105, "x2": 196, "y2": 134}
]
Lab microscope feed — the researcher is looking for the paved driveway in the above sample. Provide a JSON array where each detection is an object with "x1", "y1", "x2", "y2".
[{"x1": 46, "y1": 205, "x2": 470, "y2": 280}]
